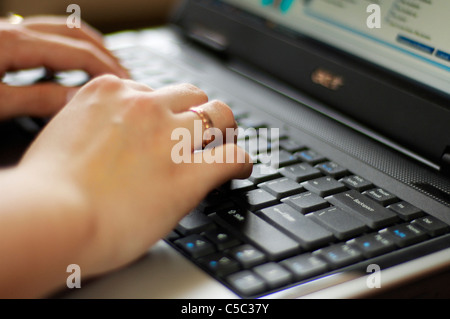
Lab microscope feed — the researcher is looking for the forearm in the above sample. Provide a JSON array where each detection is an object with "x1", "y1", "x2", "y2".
[{"x1": 0, "y1": 166, "x2": 94, "y2": 298}]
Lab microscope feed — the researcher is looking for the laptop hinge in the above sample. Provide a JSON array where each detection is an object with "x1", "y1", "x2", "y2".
[{"x1": 441, "y1": 147, "x2": 450, "y2": 178}]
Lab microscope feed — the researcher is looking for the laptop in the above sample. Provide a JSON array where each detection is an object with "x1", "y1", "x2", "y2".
[{"x1": 3, "y1": 0, "x2": 450, "y2": 299}]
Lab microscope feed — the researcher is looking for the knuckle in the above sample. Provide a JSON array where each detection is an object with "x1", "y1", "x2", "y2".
[
  {"x1": 180, "y1": 83, "x2": 208, "y2": 101},
  {"x1": 212, "y1": 99, "x2": 235, "y2": 121},
  {"x1": 87, "y1": 74, "x2": 123, "y2": 91}
]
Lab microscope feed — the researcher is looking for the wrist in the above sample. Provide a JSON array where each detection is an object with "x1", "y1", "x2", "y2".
[{"x1": 0, "y1": 164, "x2": 98, "y2": 297}]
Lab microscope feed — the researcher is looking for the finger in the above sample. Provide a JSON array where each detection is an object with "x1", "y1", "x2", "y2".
[
  {"x1": 122, "y1": 79, "x2": 154, "y2": 92},
  {"x1": 150, "y1": 83, "x2": 209, "y2": 113},
  {"x1": 7, "y1": 29, "x2": 129, "y2": 78},
  {"x1": 22, "y1": 16, "x2": 105, "y2": 50},
  {"x1": 21, "y1": 17, "x2": 120, "y2": 66},
  {"x1": 175, "y1": 100, "x2": 237, "y2": 150},
  {"x1": 188, "y1": 143, "x2": 253, "y2": 193},
  {"x1": 0, "y1": 83, "x2": 78, "y2": 119}
]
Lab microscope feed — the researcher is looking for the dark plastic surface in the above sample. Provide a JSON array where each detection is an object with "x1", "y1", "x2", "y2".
[{"x1": 173, "y1": 0, "x2": 450, "y2": 168}]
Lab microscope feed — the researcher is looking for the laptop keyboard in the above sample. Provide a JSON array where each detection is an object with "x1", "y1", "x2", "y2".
[
  {"x1": 169, "y1": 146, "x2": 450, "y2": 297},
  {"x1": 7, "y1": 31, "x2": 450, "y2": 298},
  {"x1": 110, "y1": 45, "x2": 450, "y2": 299},
  {"x1": 115, "y1": 43, "x2": 450, "y2": 298}
]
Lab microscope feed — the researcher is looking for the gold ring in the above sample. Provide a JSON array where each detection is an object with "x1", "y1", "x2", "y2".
[
  {"x1": 7, "y1": 13, "x2": 24, "y2": 25},
  {"x1": 189, "y1": 107, "x2": 215, "y2": 149}
]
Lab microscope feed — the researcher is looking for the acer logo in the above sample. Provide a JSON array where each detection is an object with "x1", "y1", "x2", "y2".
[{"x1": 311, "y1": 68, "x2": 344, "y2": 91}]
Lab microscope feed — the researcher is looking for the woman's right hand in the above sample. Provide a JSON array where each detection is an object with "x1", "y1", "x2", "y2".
[{"x1": 19, "y1": 75, "x2": 253, "y2": 281}]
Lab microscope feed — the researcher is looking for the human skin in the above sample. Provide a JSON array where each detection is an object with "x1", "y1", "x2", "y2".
[
  {"x1": 0, "y1": 17, "x2": 253, "y2": 298},
  {"x1": 0, "y1": 16, "x2": 129, "y2": 119}
]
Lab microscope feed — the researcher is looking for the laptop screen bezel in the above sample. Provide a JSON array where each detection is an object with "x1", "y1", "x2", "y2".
[{"x1": 172, "y1": 0, "x2": 450, "y2": 168}]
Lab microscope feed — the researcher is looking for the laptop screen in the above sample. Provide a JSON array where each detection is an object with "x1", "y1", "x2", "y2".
[{"x1": 222, "y1": 0, "x2": 450, "y2": 97}]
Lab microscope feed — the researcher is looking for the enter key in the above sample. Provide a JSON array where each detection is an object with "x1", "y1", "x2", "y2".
[{"x1": 326, "y1": 190, "x2": 399, "y2": 229}]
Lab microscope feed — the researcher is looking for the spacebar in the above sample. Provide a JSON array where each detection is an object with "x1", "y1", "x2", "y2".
[
  {"x1": 326, "y1": 190, "x2": 399, "y2": 229},
  {"x1": 210, "y1": 208, "x2": 300, "y2": 261}
]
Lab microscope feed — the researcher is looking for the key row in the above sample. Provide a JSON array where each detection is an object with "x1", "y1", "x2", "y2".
[
  {"x1": 173, "y1": 206, "x2": 449, "y2": 265},
  {"x1": 222, "y1": 175, "x2": 418, "y2": 227},
  {"x1": 170, "y1": 213, "x2": 449, "y2": 296},
  {"x1": 178, "y1": 188, "x2": 433, "y2": 253}
]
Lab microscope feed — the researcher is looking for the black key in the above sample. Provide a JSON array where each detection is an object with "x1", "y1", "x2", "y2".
[
  {"x1": 236, "y1": 128, "x2": 258, "y2": 141},
  {"x1": 295, "y1": 149, "x2": 327, "y2": 164},
  {"x1": 348, "y1": 233, "x2": 396, "y2": 258},
  {"x1": 363, "y1": 188, "x2": 398, "y2": 206},
  {"x1": 203, "y1": 228, "x2": 241, "y2": 250},
  {"x1": 211, "y1": 208, "x2": 300, "y2": 260},
  {"x1": 258, "y1": 150, "x2": 299, "y2": 168},
  {"x1": 230, "y1": 107, "x2": 248, "y2": 120},
  {"x1": 387, "y1": 201, "x2": 424, "y2": 221},
  {"x1": 236, "y1": 138, "x2": 260, "y2": 158},
  {"x1": 253, "y1": 262, "x2": 293, "y2": 289},
  {"x1": 222, "y1": 179, "x2": 255, "y2": 193},
  {"x1": 234, "y1": 188, "x2": 278, "y2": 211},
  {"x1": 380, "y1": 223, "x2": 428, "y2": 247},
  {"x1": 326, "y1": 190, "x2": 399, "y2": 229},
  {"x1": 412, "y1": 216, "x2": 450, "y2": 237},
  {"x1": 279, "y1": 163, "x2": 322, "y2": 183},
  {"x1": 198, "y1": 253, "x2": 240, "y2": 277},
  {"x1": 248, "y1": 164, "x2": 282, "y2": 184},
  {"x1": 315, "y1": 161, "x2": 349, "y2": 179},
  {"x1": 238, "y1": 118, "x2": 268, "y2": 129},
  {"x1": 279, "y1": 139, "x2": 305, "y2": 153},
  {"x1": 258, "y1": 127, "x2": 288, "y2": 143},
  {"x1": 282, "y1": 191, "x2": 329, "y2": 214},
  {"x1": 340, "y1": 175, "x2": 374, "y2": 192},
  {"x1": 308, "y1": 206, "x2": 368, "y2": 240},
  {"x1": 176, "y1": 209, "x2": 216, "y2": 235},
  {"x1": 199, "y1": 189, "x2": 231, "y2": 213},
  {"x1": 165, "y1": 231, "x2": 180, "y2": 242},
  {"x1": 281, "y1": 254, "x2": 328, "y2": 281},
  {"x1": 259, "y1": 204, "x2": 334, "y2": 250},
  {"x1": 175, "y1": 235, "x2": 215, "y2": 259},
  {"x1": 314, "y1": 243, "x2": 363, "y2": 269},
  {"x1": 302, "y1": 177, "x2": 347, "y2": 197},
  {"x1": 258, "y1": 178, "x2": 304, "y2": 199},
  {"x1": 229, "y1": 244, "x2": 267, "y2": 268},
  {"x1": 227, "y1": 270, "x2": 266, "y2": 296},
  {"x1": 254, "y1": 135, "x2": 277, "y2": 154}
]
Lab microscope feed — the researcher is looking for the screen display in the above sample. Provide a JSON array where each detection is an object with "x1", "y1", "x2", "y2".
[{"x1": 222, "y1": 0, "x2": 450, "y2": 96}]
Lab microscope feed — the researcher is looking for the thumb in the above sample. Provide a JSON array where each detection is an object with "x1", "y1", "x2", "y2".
[{"x1": 0, "y1": 83, "x2": 78, "y2": 120}]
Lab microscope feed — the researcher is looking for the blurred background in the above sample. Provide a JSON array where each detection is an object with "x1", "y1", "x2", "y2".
[
  {"x1": 0, "y1": 0, "x2": 180, "y2": 167},
  {"x1": 0, "y1": 0, "x2": 180, "y2": 33}
]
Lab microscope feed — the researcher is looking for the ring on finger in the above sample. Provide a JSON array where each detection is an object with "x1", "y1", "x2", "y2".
[{"x1": 189, "y1": 107, "x2": 215, "y2": 149}]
